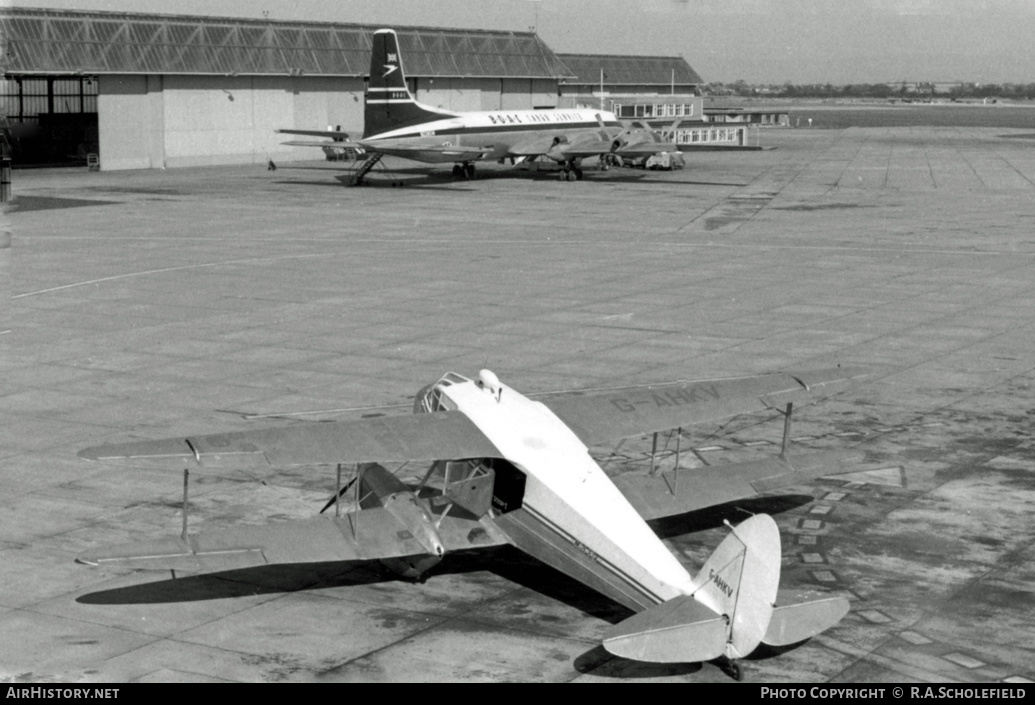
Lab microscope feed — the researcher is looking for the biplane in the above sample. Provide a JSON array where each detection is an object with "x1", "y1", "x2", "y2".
[{"x1": 78, "y1": 367, "x2": 869, "y2": 680}]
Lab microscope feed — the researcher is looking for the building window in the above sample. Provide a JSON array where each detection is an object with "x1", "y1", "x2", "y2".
[{"x1": 0, "y1": 77, "x2": 98, "y2": 122}]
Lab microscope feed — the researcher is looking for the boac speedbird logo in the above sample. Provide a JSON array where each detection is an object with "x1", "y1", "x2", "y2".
[{"x1": 383, "y1": 53, "x2": 399, "y2": 78}]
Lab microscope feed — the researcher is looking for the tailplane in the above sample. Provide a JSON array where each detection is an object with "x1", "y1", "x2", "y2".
[
  {"x1": 365, "y1": 29, "x2": 453, "y2": 138},
  {"x1": 602, "y1": 514, "x2": 849, "y2": 678}
]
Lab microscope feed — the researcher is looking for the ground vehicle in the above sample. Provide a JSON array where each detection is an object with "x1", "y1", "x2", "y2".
[{"x1": 645, "y1": 151, "x2": 685, "y2": 170}]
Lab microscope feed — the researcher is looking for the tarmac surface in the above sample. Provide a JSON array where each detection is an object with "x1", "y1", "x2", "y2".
[{"x1": 2, "y1": 126, "x2": 1035, "y2": 683}]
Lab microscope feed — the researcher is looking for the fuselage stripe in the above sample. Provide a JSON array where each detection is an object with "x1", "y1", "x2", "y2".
[
  {"x1": 367, "y1": 122, "x2": 620, "y2": 141},
  {"x1": 521, "y1": 503, "x2": 666, "y2": 606}
]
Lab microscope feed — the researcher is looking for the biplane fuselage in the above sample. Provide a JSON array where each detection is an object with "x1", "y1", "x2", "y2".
[{"x1": 422, "y1": 371, "x2": 692, "y2": 611}]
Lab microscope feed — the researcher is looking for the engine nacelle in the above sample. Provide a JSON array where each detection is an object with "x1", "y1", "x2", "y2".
[
  {"x1": 381, "y1": 553, "x2": 442, "y2": 581},
  {"x1": 359, "y1": 463, "x2": 447, "y2": 580}
]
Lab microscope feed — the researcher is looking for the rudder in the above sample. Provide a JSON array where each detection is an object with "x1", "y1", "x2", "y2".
[
  {"x1": 364, "y1": 29, "x2": 450, "y2": 138},
  {"x1": 603, "y1": 514, "x2": 782, "y2": 664},
  {"x1": 689, "y1": 514, "x2": 781, "y2": 659}
]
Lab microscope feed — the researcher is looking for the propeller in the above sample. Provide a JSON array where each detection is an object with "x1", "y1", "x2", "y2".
[
  {"x1": 319, "y1": 475, "x2": 358, "y2": 514},
  {"x1": 320, "y1": 464, "x2": 365, "y2": 515}
]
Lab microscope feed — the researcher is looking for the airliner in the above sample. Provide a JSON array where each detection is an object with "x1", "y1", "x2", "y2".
[{"x1": 278, "y1": 29, "x2": 677, "y2": 184}]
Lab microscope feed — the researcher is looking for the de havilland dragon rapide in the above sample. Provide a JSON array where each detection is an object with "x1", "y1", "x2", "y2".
[{"x1": 78, "y1": 366, "x2": 871, "y2": 680}]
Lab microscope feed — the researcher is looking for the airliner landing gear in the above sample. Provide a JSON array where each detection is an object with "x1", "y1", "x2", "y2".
[
  {"x1": 560, "y1": 162, "x2": 583, "y2": 182},
  {"x1": 452, "y1": 163, "x2": 477, "y2": 179}
]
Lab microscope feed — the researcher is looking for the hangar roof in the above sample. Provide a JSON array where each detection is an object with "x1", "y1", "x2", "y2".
[
  {"x1": 0, "y1": 7, "x2": 575, "y2": 79},
  {"x1": 556, "y1": 53, "x2": 703, "y2": 86}
]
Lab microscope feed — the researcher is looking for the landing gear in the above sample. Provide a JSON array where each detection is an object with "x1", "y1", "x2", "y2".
[
  {"x1": 716, "y1": 655, "x2": 743, "y2": 681},
  {"x1": 452, "y1": 163, "x2": 477, "y2": 179},
  {"x1": 560, "y1": 163, "x2": 583, "y2": 182}
]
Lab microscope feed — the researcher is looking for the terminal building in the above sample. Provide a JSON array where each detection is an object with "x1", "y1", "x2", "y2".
[{"x1": 0, "y1": 7, "x2": 754, "y2": 170}]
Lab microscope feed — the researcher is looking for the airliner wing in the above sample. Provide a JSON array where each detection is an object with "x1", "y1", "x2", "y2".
[
  {"x1": 79, "y1": 411, "x2": 502, "y2": 468},
  {"x1": 508, "y1": 136, "x2": 564, "y2": 157},
  {"x1": 278, "y1": 131, "x2": 489, "y2": 162},
  {"x1": 509, "y1": 135, "x2": 614, "y2": 160},
  {"x1": 614, "y1": 141, "x2": 679, "y2": 157},
  {"x1": 553, "y1": 140, "x2": 616, "y2": 159},
  {"x1": 542, "y1": 368, "x2": 871, "y2": 448},
  {"x1": 359, "y1": 141, "x2": 491, "y2": 163}
]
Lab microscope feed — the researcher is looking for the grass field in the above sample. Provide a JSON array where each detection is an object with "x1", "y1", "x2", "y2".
[{"x1": 783, "y1": 102, "x2": 1035, "y2": 129}]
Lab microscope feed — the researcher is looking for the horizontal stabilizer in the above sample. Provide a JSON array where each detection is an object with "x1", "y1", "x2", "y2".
[
  {"x1": 603, "y1": 594, "x2": 728, "y2": 663},
  {"x1": 280, "y1": 139, "x2": 364, "y2": 150},
  {"x1": 277, "y1": 128, "x2": 355, "y2": 140},
  {"x1": 762, "y1": 596, "x2": 851, "y2": 647}
]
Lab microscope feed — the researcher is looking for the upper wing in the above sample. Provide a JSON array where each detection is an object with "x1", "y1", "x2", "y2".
[
  {"x1": 76, "y1": 509, "x2": 510, "y2": 573},
  {"x1": 543, "y1": 367, "x2": 871, "y2": 447},
  {"x1": 79, "y1": 411, "x2": 502, "y2": 468}
]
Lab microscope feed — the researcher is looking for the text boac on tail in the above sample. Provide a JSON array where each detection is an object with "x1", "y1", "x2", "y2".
[{"x1": 278, "y1": 29, "x2": 678, "y2": 184}]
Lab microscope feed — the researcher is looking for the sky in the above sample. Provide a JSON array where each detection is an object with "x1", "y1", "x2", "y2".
[{"x1": 14, "y1": 0, "x2": 1035, "y2": 85}]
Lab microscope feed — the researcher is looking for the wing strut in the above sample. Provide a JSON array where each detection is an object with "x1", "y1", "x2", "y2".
[
  {"x1": 673, "y1": 427, "x2": 682, "y2": 496},
  {"x1": 779, "y1": 402, "x2": 794, "y2": 460},
  {"x1": 335, "y1": 464, "x2": 342, "y2": 518},
  {"x1": 181, "y1": 468, "x2": 190, "y2": 541}
]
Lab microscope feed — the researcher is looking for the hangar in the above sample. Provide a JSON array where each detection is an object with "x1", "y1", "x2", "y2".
[{"x1": 0, "y1": 7, "x2": 723, "y2": 170}]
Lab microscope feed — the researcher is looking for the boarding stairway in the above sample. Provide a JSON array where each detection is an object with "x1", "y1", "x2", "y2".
[{"x1": 350, "y1": 153, "x2": 384, "y2": 186}]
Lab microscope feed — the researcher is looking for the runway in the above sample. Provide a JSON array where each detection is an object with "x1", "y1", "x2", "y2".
[{"x1": 2, "y1": 126, "x2": 1034, "y2": 682}]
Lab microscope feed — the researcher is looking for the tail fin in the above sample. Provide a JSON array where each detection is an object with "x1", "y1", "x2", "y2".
[
  {"x1": 602, "y1": 514, "x2": 850, "y2": 665},
  {"x1": 364, "y1": 29, "x2": 450, "y2": 138},
  {"x1": 603, "y1": 514, "x2": 781, "y2": 663}
]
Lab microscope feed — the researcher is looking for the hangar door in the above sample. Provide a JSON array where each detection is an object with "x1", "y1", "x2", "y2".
[{"x1": 0, "y1": 76, "x2": 99, "y2": 166}]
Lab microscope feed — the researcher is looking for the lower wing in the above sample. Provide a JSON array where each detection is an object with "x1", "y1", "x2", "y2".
[
  {"x1": 612, "y1": 449, "x2": 864, "y2": 522},
  {"x1": 77, "y1": 510, "x2": 509, "y2": 573}
]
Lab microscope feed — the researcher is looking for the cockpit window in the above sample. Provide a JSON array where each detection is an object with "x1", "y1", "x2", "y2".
[
  {"x1": 418, "y1": 372, "x2": 469, "y2": 412},
  {"x1": 438, "y1": 372, "x2": 469, "y2": 386}
]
